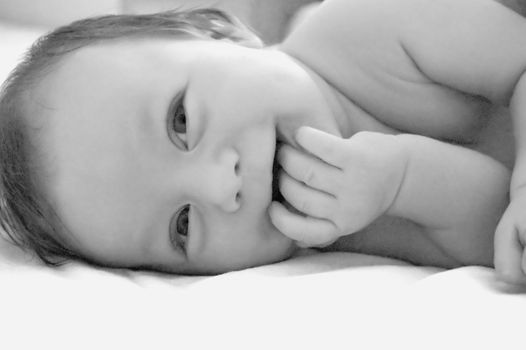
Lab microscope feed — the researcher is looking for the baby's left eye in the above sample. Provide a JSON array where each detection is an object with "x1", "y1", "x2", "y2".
[
  {"x1": 169, "y1": 204, "x2": 191, "y2": 255},
  {"x1": 173, "y1": 104, "x2": 186, "y2": 133},
  {"x1": 171, "y1": 102, "x2": 188, "y2": 148}
]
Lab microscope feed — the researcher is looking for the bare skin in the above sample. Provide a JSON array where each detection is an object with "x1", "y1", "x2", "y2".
[
  {"x1": 35, "y1": 0, "x2": 525, "y2": 276},
  {"x1": 274, "y1": 0, "x2": 522, "y2": 275}
]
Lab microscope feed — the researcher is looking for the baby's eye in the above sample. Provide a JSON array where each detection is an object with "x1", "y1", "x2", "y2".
[
  {"x1": 173, "y1": 103, "x2": 186, "y2": 133},
  {"x1": 170, "y1": 102, "x2": 189, "y2": 149},
  {"x1": 170, "y1": 204, "x2": 190, "y2": 252}
]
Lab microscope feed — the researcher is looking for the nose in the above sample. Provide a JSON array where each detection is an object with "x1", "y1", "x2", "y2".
[{"x1": 197, "y1": 149, "x2": 242, "y2": 212}]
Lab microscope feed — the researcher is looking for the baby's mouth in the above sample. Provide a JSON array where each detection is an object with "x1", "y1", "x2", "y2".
[{"x1": 271, "y1": 141, "x2": 284, "y2": 203}]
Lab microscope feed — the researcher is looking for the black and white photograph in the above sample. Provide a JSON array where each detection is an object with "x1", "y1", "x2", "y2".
[{"x1": 1, "y1": 0, "x2": 525, "y2": 349}]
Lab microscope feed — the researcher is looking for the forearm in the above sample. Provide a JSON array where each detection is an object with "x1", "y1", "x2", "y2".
[
  {"x1": 510, "y1": 72, "x2": 526, "y2": 193},
  {"x1": 387, "y1": 134, "x2": 510, "y2": 265}
]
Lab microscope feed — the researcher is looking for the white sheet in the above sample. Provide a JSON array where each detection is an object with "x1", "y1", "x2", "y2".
[
  {"x1": 1, "y1": 244, "x2": 525, "y2": 350},
  {"x1": 1, "y1": 20, "x2": 526, "y2": 350}
]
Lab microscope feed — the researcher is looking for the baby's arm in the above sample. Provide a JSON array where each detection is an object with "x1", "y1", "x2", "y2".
[
  {"x1": 397, "y1": 0, "x2": 526, "y2": 104},
  {"x1": 271, "y1": 128, "x2": 509, "y2": 267},
  {"x1": 388, "y1": 134, "x2": 509, "y2": 266},
  {"x1": 495, "y1": 75, "x2": 526, "y2": 283},
  {"x1": 355, "y1": 0, "x2": 526, "y2": 280},
  {"x1": 399, "y1": 0, "x2": 526, "y2": 282}
]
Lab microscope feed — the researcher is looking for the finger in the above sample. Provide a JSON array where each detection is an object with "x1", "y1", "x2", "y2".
[
  {"x1": 269, "y1": 201, "x2": 338, "y2": 246},
  {"x1": 295, "y1": 238, "x2": 337, "y2": 249},
  {"x1": 296, "y1": 241, "x2": 313, "y2": 248},
  {"x1": 494, "y1": 215, "x2": 526, "y2": 284},
  {"x1": 307, "y1": 236, "x2": 339, "y2": 249},
  {"x1": 278, "y1": 144, "x2": 339, "y2": 195},
  {"x1": 279, "y1": 169, "x2": 335, "y2": 219},
  {"x1": 295, "y1": 126, "x2": 345, "y2": 168}
]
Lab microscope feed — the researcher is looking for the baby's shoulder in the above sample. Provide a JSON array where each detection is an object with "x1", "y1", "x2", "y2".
[{"x1": 286, "y1": 0, "x2": 476, "y2": 44}]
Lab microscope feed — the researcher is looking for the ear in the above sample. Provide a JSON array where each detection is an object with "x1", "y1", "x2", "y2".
[{"x1": 209, "y1": 17, "x2": 264, "y2": 48}]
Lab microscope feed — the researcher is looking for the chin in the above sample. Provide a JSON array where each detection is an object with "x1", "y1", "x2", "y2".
[
  {"x1": 179, "y1": 245, "x2": 297, "y2": 275},
  {"x1": 230, "y1": 241, "x2": 299, "y2": 274}
]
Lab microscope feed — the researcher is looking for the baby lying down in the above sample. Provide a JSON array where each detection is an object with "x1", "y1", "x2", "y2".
[{"x1": 1, "y1": 0, "x2": 525, "y2": 283}]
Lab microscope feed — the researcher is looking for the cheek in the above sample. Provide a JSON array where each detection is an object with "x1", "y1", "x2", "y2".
[
  {"x1": 196, "y1": 224, "x2": 290, "y2": 272},
  {"x1": 216, "y1": 68, "x2": 277, "y2": 112}
]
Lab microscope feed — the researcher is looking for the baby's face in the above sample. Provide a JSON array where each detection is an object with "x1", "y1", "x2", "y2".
[{"x1": 34, "y1": 37, "x2": 334, "y2": 274}]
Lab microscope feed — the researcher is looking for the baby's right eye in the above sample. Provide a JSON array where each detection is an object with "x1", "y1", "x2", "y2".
[{"x1": 172, "y1": 103, "x2": 188, "y2": 145}]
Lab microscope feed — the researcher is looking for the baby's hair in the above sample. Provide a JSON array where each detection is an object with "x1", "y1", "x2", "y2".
[{"x1": 0, "y1": 8, "x2": 261, "y2": 266}]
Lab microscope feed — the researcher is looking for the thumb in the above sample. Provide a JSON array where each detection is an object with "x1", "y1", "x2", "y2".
[{"x1": 494, "y1": 211, "x2": 526, "y2": 285}]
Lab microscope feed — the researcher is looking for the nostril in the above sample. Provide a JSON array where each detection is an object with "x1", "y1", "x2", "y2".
[
  {"x1": 234, "y1": 160, "x2": 240, "y2": 174},
  {"x1": 235, "y1": 192, "x2": 241, "y2": 202}
]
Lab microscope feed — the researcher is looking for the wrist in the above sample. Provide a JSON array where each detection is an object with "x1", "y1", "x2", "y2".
[
  {"x1": 510, "y1": 163, "x2": 526, "y2": 196},
  {"x1": 384, "y1": 134, "x2": 411, "y2": 217},
  {"x1": 357, "y1": 132, "x2": 409, "y2": 217}
]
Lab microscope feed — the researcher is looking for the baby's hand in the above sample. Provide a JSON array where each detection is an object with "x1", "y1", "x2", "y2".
[
  {"x1": 269, "y1": 127, "x2": 407, "y2": 248},
  {"x1": 494, "y1": 186, "x2": 526, "y2": 285}
]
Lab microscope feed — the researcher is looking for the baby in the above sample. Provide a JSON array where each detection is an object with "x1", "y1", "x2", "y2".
[{"x1": 0, "y1": 0, "x2": 524, "y2": 281}]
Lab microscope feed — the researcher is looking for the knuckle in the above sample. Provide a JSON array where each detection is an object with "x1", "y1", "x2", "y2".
[
  {"x1": 278, "y1": 171, "x2": 289, "y2": 192},
  {"x1": 303, "y1": 167, "x2": 316, "y2": 186},
  {"x1": 353, "y1": 131, "x2": 379, "y2": 142},
  {"x1": 278, "y1": 146, "x2": 294, "y2": 170},
  {"x1": 299, "y1": 199, "x2": 310, "y2": 213},
  {"x1": 349, "y1": 132, "x2": 386, "y2": 157},
  {"x1": 325, "y1": 144, "x2": 338, "y2": 160},
  {"x1": 349, "y1": 132, "x2": 370, "y2": 148},
  {"x1": 280, "y1": 176, "x2": 297, "y2": 204}
]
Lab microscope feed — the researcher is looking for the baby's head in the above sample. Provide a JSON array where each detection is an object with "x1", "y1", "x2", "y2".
[{"x1": 0, "y1": 8, "x2": 335, "y2": 274}]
